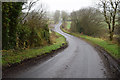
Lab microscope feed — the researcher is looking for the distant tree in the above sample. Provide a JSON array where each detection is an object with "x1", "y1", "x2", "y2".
[
  {"x1": 61, "y1": 11, "x2": 68, "y2": 23},
  {"x1": 70, "y1": 7, "x2": 104, "y2": 37},
  {"x1": 53, "y1": 10, "x2": 60, "y2": 23},
  {"x1": 99, "y1": 0, "x2": 120, "y2": 41},
  {"x1": 118, "y1": 5, "x2": 120, "y2": 43},
  {"x1": 70, "y1": 11, "x2": 79, "y2": 32}
]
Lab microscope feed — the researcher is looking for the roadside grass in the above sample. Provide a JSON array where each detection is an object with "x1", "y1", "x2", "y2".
[
  {"x1": 72, "y1": 33, "x2": 119, "y2": 59},
  {"x1": 2, "y1": 31, "x2": 67, "y2": 67},
  {"x1": 66, "y1": 21, "x2": 71, "y2": 29},
  {"x1": 61, "y1": 22, "x2": 120, "y2": 59}
]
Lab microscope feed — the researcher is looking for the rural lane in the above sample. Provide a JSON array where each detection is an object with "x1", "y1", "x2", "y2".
[{"x1": 5, "y1": 22, "x2": 110, "y2": 78}]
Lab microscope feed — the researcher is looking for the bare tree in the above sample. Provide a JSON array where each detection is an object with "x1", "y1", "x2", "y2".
[
  {"x1": 99, "y1": 0, "x2": 120, "y2": 41},
  {"x1": 17, "y1": 2, "x2": 49, "y2": 48},
  {"x1": 19, "y1": 0, "x2": 39, "y2": 24},
  {"x1": 70, "y1": 7, "x2": 104, "y2": 37},
  {"x1": 70, "y1": 11, "x2": 79, "y2": 32},
  {"x1": 53, "y1": 10, "x2": 60, "y2": 23},
  {"x1": 118, "y1": 5, "x2": 120, "y2": 43},
  {"x1": 61, "y1": 11, "x2": 68, "y2": 23}
]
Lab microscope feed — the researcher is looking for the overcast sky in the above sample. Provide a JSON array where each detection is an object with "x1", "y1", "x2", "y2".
[{"x1": 34, "y1": 0, "x2": 99, "y2": 12}]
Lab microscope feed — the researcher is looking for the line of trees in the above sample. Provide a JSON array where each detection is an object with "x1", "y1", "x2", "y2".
[
  {"x1": 53, "y1": 10, "x2": 60, "y2": 23},
  {"x1": 61, "y1": 11, "x2": 68, "y2": 23},
  {"x1": 2, "y1": 2, "x2": 50, "y2": 50},
  {"x1": 53, "y1": 10, "x2": 68, "y2": 24},
  {"x1": 70, "y1": 0, "x2": 120, "y2": 41},
  {"x1": 70, "y1": 7, "x2": 105, "y2": 37}
]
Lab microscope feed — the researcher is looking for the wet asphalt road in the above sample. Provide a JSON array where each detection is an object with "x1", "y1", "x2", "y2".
[{"x1": 6, "y1": 22, "x2": 109, "y2": 78}]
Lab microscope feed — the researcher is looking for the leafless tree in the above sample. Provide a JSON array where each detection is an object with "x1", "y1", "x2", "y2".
[
  {"x1": 70, "y1": 7, "x2": 104, "y2": 37},
  {"x1": 53, "y1": 10, "x2": 60, "y2": 23},
  {"x1": 118, "y1": 5, "x2": 120, "y2": 43},
  {"x1": 61, "y1": 11, "x2": 68, "y2": 23},
  {"x1": 19, "y1": 0, "x2": 39, "y2": 24},
  {"x1": 99, "y1": 0, "x2": 120, "y2": 41},
  {"x1": 18, "y1": 1, "x2": 49, "y2": 48},
  {"x1": 25, "y1": 3, "x2": 48, "y2": 29},
  {"x1": 70, "y1": 11, "x2": 79, "y2": 32}
]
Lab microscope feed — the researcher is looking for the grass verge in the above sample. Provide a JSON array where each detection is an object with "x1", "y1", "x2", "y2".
[
  {"x1": 61, "y1": 23, "x2": 120, "y2": 59},
  {"x1": 66, "y1": 21, "x2": 71, "y2": 29},
  {"x1": 2, "y1": 31, "x2": 67, "y2": 68}
]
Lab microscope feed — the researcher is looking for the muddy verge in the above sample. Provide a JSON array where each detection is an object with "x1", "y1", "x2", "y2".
[
  {"x1": 61, "y1": 27, "x2": 120, "y2": 78},
  {"x1": 94, "y1": 45, "x2": 120, "y2": 78},
  {"x1": 80, "y1": 37, "x2": 120, "y2": 78},
  {"x1": 2, "y1": 43, "x2": 68, "y2": 78}
]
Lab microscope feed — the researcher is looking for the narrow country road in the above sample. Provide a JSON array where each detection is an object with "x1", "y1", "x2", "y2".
[{"x1": 5, "y1": 22, "x2": 110, "y2": 78}]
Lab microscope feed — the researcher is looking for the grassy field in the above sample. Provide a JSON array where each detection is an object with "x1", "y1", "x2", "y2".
[
  {"x1": 61, "y1": 22, "x2": 120, "y2": 59},
  {"x1": 2, "y1": 31, "x2": 67, "y2": 67}
]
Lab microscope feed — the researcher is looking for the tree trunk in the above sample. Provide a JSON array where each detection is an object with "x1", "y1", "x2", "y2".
[
  {"x1": 109, "y1": 32, "x2": 113, "y2": 41},
  {"x1": 23, "y1": 41, "x2": 26, "y2": 49}
]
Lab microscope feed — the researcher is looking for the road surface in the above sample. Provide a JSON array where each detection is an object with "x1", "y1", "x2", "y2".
[{"x1": 5, "y1": 22, "x2": 110, "y2": 78}]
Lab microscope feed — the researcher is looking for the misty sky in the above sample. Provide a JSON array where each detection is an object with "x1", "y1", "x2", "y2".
[{"x1": 34, "y1": 0, "x2": 99, "y2": 12}]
